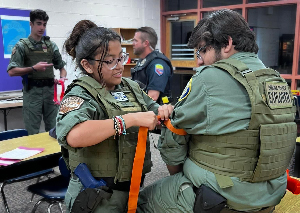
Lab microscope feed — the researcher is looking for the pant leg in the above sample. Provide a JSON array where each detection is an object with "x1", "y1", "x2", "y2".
[
  {"x1": 94, "y1": 190, "x2": 129, "y2": 213},
  {"x1": 65, "y1": 176, "x2": 129, "y2": 213},
  {"x1": 65, "y1": 176, "x2": 83, "y2": 213},
  {"x1": 22, "y1": 86, "x2": 43, "y2": 135},
  {"x1": 137, "y1": 172, "x2": 195, "y2": 213},
  {"x1": 42, "y1": 85, "x2": 58, "y2": 131}
]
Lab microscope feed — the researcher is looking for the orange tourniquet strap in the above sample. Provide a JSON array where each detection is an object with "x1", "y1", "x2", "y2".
[
  {"x1": 157, "y1": 115, "x2": 187, "y2": 136},
  {"x1": 127, "y1": 126, "x2": 148, "y2": 213},
  {"x1": 127, "y1": 116, "x2": 187, "y2": 213}
]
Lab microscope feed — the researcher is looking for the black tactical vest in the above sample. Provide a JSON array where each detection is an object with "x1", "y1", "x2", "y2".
[{"x1": 131, "y1": 50, "x2": 173, "y2": 102}]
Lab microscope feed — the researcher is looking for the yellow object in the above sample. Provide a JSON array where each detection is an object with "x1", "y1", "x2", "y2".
[
  {"x1": 162, "y1": 96, "x2": 169, "y2": 104},
  {"x1": 291, "y1": 90, "x2": 300, "y2": 95}
]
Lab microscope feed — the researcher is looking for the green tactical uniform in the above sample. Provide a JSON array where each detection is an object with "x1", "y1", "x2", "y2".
[
  {"x1": 7, "y1": 36, "x2": 66, "y2": 135},
  {"x1": 56, "y1": 76, "x2": 159, "y2": 213},
  {"x1": 137, "y1": 52, "x2": 296, "y2": 212}
]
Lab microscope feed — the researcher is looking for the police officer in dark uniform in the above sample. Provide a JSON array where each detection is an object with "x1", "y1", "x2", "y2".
[
  {"x1": 7, "y1": 9, "x2": 67, "y2": 135},
  {"x1": 131, "y1": 27, "x2": 173, "y2": 104}
]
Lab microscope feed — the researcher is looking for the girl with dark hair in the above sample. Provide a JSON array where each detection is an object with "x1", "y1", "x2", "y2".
[{"x1": 56, "y1": 20, "x2": 173, "y2": 212}]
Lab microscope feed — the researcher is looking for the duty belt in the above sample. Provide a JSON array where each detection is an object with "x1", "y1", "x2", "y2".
[{"x1": 28, "y1": 79, "x2": 54, "y2": 87}]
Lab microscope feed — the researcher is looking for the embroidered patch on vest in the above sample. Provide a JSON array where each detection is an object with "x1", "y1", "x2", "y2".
[
  {"x1": 42, "y1": 44, "x2": 47, "y2": 52},
  {"x1": 110, "y1": 91, "x2": 129, "y2": 102},
  {"x1": 265, "y1": 82, "x2": 293, "y2": 109},
  {"x1": 179, "y1": 78, "x2": 192, "y2": 102},
  {"x1": 59, "y1": 96, "x2": 84, "y2": 114},
  {"x1": 155, "y1": 64, "x2": 164, "y2": 76}
]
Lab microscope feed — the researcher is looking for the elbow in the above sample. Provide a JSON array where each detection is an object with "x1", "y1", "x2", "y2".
[
  {"x1": 66, "y1": 130, "x2": 81, "y2": 148},
  {"x1": 8, "y1": 70, "x2": 15, "y2": 77}
]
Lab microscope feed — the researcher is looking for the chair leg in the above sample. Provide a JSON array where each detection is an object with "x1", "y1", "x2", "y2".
[
  {"x1": 0, "y1": 182, "x2": 10, "y2": 213},
  {"x1": 31, "y1": 198, "x2": 44, "y2": 213},
  {"x1": 47, "y1": 203, "x2": 54, "y2": 213},
  {"x1": 58, "y1": 202, "x2": 64, "y2": 213}
]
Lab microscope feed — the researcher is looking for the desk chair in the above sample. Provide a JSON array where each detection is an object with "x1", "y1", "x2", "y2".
[
  {"x1": 27, "y1": 157, "x2": 70, "y2": 213},
  {"x1": 0, "y1": 129, "x2": 54, "y2": 213}
]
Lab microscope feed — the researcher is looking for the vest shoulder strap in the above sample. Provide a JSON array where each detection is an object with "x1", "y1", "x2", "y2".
[
  {"x1": 20, "y1": 38, "x2": 35, "y2": 50},
  {"x1": 122, "y1": 78, "x2": 148, "y2": 112},
  {"x1": 66, "y1": 77, "x2": 108, "y2": 116}
]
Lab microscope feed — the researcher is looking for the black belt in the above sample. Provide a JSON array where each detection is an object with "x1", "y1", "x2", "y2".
[
  {"x1": 71, "y1": 173, "x2": 145, "y2": 192},
  {"x1": 28, "y1": 79, "x2": 54, "y2": 87}
]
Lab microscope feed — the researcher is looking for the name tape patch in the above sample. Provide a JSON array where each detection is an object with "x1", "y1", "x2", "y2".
[
  {"x1": 265, "y1": 82, "x2": 293, "y2": 109},
  {"x1": 59, "y1": 96, "x2": 84, "y2": 114}
]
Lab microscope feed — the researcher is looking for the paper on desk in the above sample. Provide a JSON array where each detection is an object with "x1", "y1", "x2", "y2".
[
  {"x1": 0, "y1": 159, "x2": 20, "y2": 166},
  {"x1": 0, "y1": 146, "x2": 44, "y2": 160}
]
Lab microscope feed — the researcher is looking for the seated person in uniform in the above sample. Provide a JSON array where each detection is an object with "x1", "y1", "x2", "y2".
[
  {"x1": 137, "y1": 9, "x2": 296, "y2": 213},
  {"x1": 56, "y1": 20, "x2": 173, "y2": 212}
]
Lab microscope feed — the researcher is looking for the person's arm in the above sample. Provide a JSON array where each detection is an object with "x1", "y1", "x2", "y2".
[
  {"x1": 59, "y1": 67, "x2": 67, "y2": 78},
  {"x1": 8, "y1": 62, "x2": 54, "y2": 77},
  {"x1": 146, "y1": 60, "x2": 171, "y2": 101},
  {"x1": 148, "y1": 90, "x2": 160, "y2": 101},
  {"x1": 66, "y1": 111, "x2": 157, "y2": 148}
]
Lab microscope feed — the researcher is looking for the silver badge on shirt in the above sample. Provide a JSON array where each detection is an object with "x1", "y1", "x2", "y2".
[{"x1": 111, "y1": 92, "x2": 129, "y2": 102}]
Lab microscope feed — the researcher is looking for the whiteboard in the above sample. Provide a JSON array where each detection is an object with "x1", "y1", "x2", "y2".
[{"x1": 0, "y1": 8, "x2": 31, "y2": 92}]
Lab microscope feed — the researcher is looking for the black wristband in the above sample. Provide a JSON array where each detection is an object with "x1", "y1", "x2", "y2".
[{"x1": 31, "y1": 66, "x2": 37, "y2": 72}]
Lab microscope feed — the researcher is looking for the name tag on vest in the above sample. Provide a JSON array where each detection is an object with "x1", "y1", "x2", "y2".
[{"x1": 265, "y1": 82, "x2": 293, "y2": 109}]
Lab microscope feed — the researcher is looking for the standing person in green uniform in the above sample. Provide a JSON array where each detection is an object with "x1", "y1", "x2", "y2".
[
  {"x1": 137, "y1": 9, "x2": 297, "y2": 213},
  {"x1": 7, "y1": 9, "x2": 67, "y2": 135},
  {"x1": 56, "y1": 20, "x2": 172, "y2": 213}
]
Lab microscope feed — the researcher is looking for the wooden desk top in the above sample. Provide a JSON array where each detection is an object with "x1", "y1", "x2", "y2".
[
  {"x1": 274, "y1": 178, "x2": 300, "y2": 213},
  {"x1": 0, "y1": 132, "x2": 60, "y2": 161}
]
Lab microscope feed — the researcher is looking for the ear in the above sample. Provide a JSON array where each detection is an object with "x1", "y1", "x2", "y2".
[
  {"x1": 80, "y1": 59, "x2": 93, "y2": 74},
  {"x1": 223, "y1": 36, "x2": 234, "y2": 53},
  {"x1": 30, "y1": 21, "x2": 33, "y2": 28},
  {"x1": 144, "y1": 40, "x2": 150, "y2": 47}
]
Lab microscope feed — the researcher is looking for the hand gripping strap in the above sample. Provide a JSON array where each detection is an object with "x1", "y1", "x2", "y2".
[{"x1": 127, "y1": 116, "x2": 187, "y2": 213}]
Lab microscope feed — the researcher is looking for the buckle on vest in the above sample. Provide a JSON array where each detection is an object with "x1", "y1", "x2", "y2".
[{"x1": 239, "y1": 69, "x2": 253, "y2": 76}]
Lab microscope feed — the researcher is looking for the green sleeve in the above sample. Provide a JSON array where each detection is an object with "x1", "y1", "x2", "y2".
[
  {"x1": 51, "y1": 40, "x2": 66, "y2": 70},
  {"x1": 158, "y1": 70, "x2": 208, "y2": 165},
  {"x1": 56, "y1": 86, "x2": 105, "y2": 151},
  {"x1": 157, "y1": 127, "x2": 189, "y2": 165},
  {"x1": 142, "y1": 91, "x2": 159, "y2": 114},
  {"x1": 172, "y1": 71, "x2": 208, "y2": 134},
  {"x1": 7, "y1": 42, "x2": 26, "y2": 71}
]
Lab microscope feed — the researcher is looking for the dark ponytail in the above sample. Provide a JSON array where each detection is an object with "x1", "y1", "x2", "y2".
[{"x1": 64, "y1": 20, "x2": 97, "y2": 59}]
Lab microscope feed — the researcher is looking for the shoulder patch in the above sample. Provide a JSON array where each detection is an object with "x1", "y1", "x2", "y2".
[
  {"x1": 155, "y1": 64, "x2": 164, "y2": 76},
  {"x1": 178, "y1": 78, "x2": 192, "y2": 102},
  {"x1": 59, "y1": 96, "x2": 84, "y2": 114},
  {"x1": 11, "y1": 46, "x2": 17, "y2": 56}
]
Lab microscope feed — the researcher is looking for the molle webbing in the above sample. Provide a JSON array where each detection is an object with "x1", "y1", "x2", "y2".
[
  {"x1": 190, "y1": 130, "x2": 259, "y2": 181},
  {"x1": 252, "y1": 122, "x2": 297, "y2": 182},
  {"x1": 190, "y1": 58, "x2": 297, "y2": 183},
  {"x1": 20, "y1": 38, "x2": 54, "y2": 79}
]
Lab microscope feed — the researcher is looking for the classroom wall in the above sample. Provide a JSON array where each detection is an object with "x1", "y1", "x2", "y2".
[{"x1": 0, "y1": 0, "x2": 161, "y2": 132}]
